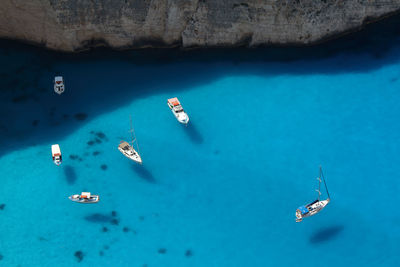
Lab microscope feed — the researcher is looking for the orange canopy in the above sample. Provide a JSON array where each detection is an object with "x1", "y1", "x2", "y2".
[{"x1": 168, "y1": 97, "x2": 180, "y2": 106}]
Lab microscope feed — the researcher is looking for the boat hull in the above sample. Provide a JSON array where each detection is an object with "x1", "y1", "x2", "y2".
[
  {"x1": 118, "y1": 142, "x2": 142, "y2": 164},
  {"x1": 69, "y1": 195, "x2": 99, "y2": 203},
  {"x1": 296, "y1": 199, "x2": 330, "y2": 222}
]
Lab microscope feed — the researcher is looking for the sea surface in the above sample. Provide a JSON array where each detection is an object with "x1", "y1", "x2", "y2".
[{"x1": 1, "y1": 18, "x2": 400, "y2": 267}]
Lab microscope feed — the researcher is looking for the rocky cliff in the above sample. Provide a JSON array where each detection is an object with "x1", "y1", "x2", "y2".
[{"x1": 0, "y1": 0, "x2": 399, "y2": 52}]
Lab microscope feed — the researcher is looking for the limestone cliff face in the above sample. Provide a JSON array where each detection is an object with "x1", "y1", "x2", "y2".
[{"x1": 0, "y1": 0, "x2": 399, "y2": 52}]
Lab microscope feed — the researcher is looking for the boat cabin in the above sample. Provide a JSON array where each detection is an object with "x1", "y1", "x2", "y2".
[{"x1": 81, "y1": 192, "x2": 91, "y2": 199}]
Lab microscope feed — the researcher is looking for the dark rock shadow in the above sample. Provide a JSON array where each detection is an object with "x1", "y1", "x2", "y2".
[
  {"x1": 63, "y1": 165, "x2": 77, "y2": 185},
  {"x1": 183, "y1": 122, "x2": 203, "y2": 144},
  {"x1": 131, "y1": 164, "x2": 156, "y2": 183},
  {"x1": 309, "y1": 225, "x2": 344, "y2": 244}
]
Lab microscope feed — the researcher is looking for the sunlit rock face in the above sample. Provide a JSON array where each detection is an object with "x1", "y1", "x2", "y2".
[{"x1": 0, "y1": 0, "x2": 399, "y2": 52}]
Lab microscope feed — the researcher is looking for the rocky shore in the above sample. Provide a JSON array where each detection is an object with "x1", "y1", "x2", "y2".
[{"x1": 0, "y1": 0, "x2": 400, "y2": 52}]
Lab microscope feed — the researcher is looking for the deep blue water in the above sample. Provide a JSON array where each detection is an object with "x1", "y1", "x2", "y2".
[{"x1": 1, "y1": 16, "x2": 400, "y2": 267}]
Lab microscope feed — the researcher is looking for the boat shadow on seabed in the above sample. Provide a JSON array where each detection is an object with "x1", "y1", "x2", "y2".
[
  {"x1": 131, "y1": 164, "x2": 156, "y2": 184},
  {"x1": 309, "y1": 225, "x2": 344, "y2": 244},
  {"x1": 182, "y1": 122, "x2": 203, "y2": 144}
]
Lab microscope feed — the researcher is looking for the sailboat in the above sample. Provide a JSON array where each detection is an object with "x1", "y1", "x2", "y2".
[
  {"x1": 295, "y1": 166, "x2": 330, "y2": 222},
  {"x1": 118, "y1": 116, "x2": 142, "y2": 164}
]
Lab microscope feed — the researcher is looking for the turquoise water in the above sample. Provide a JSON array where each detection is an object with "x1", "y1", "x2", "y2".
[{"x1": 1, "y1": 22, "x2": 400, "y2": 266}]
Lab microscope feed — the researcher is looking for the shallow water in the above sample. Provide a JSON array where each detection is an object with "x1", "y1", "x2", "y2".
[{"x1": 1, "y1": 18, "x2": 400, "y2": 267}]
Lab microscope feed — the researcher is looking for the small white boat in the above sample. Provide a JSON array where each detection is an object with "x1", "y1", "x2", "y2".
[
  {"x1": 51, "y1": 144, "x2": 62, "y2": 166},
  {"x1": 118, "y1": 116, "x2": 142, "y2": 164},
  {"x1": 295, "y1": 167, "x2": 330, "y2": 222},
  {"x1": 69, "y1": 192, "x2": 99, "y2": 203},
  {"x1": 54, "y1": 76, "x2": 65, "y2": 95},
  {"x1": 167, "y1": 97, "x2": 189, "y2": 125}
]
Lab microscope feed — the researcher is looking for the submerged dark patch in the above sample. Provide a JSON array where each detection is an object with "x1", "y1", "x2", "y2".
[
  {"x1": 99, "y1": 251, "x2": 104, "y2": 256},
  {"x1": 158, "y1": 248, "x2": 167, "y2": 254},
  {"x1": 96, "y1": 132, "x2": 107, "y2": 139},
  {"x1": 123, "y1": 227, "x2": 130, "y2": 233},
  {"x1": 110, "y1": 218, "x2": 119, "y2": 225},
  {"x1": 102, "y1": 226, "x2": 108, "y2": 232},
  {"x1": 32, "y1": 120, "x2": 39, "y2": 127},
  {"x1": 111, "y1": 211, "x2": 117, "y2": 217},
  {"x1": 0, "y1": 204, "x2": 5, "y2": 210},
  {"x1": 87, "y1": 141, "x2": 95, "y2": 146},
  {"x1": 185, "y1": 249, "x2": 193, "y2": 257},
  {"x1": 38, "y1": 236, "x2": 48, "y2": 241},
  {"x1": 93, "y1": 151, "x2": 101, "y2": 156},
  {"x1": 84, "y1": 213, "x2": 113, "y2": 223},
  {"x1": 74, "y1": 251, "x2": 84, "y2": 262},
  {"x1": 101, "y1": 164, "x2": 108, "y2": 170},
  {"x1": 74, "y1": 113, "x2": 88, "y2": 121},
  {"x1": 0, "y1": 254, "x2": 3, "y2": 260},
  {"x1": 139, "y1": 216, "x2": 144, "y2": 221},
  {"x1": 69, "y1": 154, "x2": 79, "y2": 160},
  {"x1": 95, "y1": 138, "x2": 102, "y2": 144}
]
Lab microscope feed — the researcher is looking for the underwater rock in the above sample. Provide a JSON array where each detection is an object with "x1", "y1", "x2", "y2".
[
  {"x1": 95, "y1": 138, "x2": 102, "y2": 144},
  {"x1": 84, "y1": 213, "x2": 113, "y2": 223},
  {"x1": 139, "y1": 216, "x2": 144, "y2": 221},
  {"x1": 111, "y1": 211, "x2": 117, "y2": 217},
  {"x1": 0, "y1": 254, "x2": 2, "y2": 260},
  {"x1": 87, "y1": 141, "x2": 95, "y2": 146},
  {"x1": 185, "y1": 249, "x2": 193, "y2": 257},
  {"x1": 100, "y1": 164, "x2": 108, "y2": 171},
  {"x1": 32, "y1": 120, "x2": 39, "y2": 127},
  {"x1": 63, "y1": 114, "x2": 69, "y2": 120},
  {"x1": 0, "y1": 204, "x2": 5, "y2": 210},
  {"x1": 101, "y1": 226, "x2": 108, "y2": 232},
  {"x1": 74, "y1": 113, "x2": 88, "y2": 121},
  {"x1": 103, "y1": 245, "x2": 109, "y2": 250},
  {"x1": 69, "y1": 155, "x2": 78, "y2": 160},
  {"x1": 38, "y1": 236, "x2": 48, "y2": 241},
  {"x1": 93, "y1": 151, "x2": 101, "y2": 156},
  {"x1": 158, "y1": 248, "x2": 167, "y2": 254},
  {"x1": 96, "y1": 132, "x2": 107, "y2": 139},
  {"x1": 99, "y1": 251, "x2": 104, "y2": 256},
  {"x1": 122, "y1": 227, "x2": 130, "y2": 233},
  {"x1": 74, "y1": 251, "x2": 84, "y2": 262},
  {"x1": 110, "y1": 218, "x2": 119, "y2": 225}
]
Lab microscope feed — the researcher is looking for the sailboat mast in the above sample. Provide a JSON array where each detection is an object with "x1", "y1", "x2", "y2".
[
  {"x1": 129, "y1": 115, "x2": 141, "y2": 155},
  {"x1": 317, "y1": 167, "x2": 322, "y2": 200},
  {"x1": 320, "y1": 167, "x2": 331, "y2": 200},
  {"x1": 129, "y1": 115, "x2": 135, "y2": 144}
]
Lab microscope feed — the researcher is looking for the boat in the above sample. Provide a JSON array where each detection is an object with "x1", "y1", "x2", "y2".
[
  {"x1": 118, "y1": 116, "x2": 142, "y2": 164},
  {"x1": 295, "y1": 166, "x2": 330, "y2": 222},
  {"x1": 54, "y1": 76, "x2": 65, "y2": 95},
  {"x1": 51, "y1": 144, "x2": 62, "y2": 166},
  {"x1": 167, "y1": 97, "x2": 189, "y2": 125},
  {"x1": 69, "y1": 192, "x2": 99, "y2": 203}
]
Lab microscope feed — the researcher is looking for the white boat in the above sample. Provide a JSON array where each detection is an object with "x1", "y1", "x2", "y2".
[
  {"x1": 118, "y1": 116, "x2": 142, "y2": 164},
  {"x1": 54, "y1": 76, "x2": 65, "y2": 95},
  {"x1": 295, "y1": 167, "x2": 330, "y2": 222},
  {"x1": 51, "y1": 144, "x2": 62, "y2": 166},
  {"x1": 167, "y1": 97, "x2": 189, "y2": 125},
  {"x1": 69, "y1": 192, "x2": 99, "y2": 203}
]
